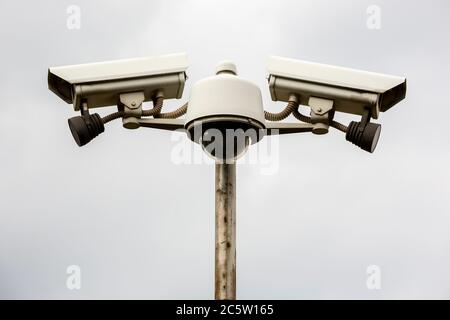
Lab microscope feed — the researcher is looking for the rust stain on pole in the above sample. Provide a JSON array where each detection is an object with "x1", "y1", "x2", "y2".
[{"x1": 215, "y1": 162, "x2": 236, "y2": 300}]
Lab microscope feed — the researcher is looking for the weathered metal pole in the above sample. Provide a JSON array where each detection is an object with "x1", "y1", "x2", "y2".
[{"x1": 215, "y1": 161, "x2": 236, "y2": 300}]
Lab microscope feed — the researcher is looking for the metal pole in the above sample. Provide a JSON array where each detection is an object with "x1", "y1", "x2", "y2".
[{"x1": 215, "y1": 161, "x2": 236, "y2": 300}]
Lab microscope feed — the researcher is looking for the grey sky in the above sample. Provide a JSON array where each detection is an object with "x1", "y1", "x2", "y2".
[{"x1": 0, "y1": 0, "x2": 449, "y2": 299}]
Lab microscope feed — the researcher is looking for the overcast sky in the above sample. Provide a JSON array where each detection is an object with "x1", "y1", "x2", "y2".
[{"x1": 0, "y1": 0, "x2": 449, "y2": 299}]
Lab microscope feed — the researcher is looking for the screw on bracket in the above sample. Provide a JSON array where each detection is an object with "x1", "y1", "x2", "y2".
[
  {"x1": 120, "y1": 92, "x2": 145, "y2": 129},
  {"x1": 308, "y1": 96, "x2": 334, "y2": 135}
]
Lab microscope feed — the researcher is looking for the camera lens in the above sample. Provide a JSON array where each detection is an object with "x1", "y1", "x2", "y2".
[{"x1": 201, "y1": 128, "x2": 251, "y2": 162}]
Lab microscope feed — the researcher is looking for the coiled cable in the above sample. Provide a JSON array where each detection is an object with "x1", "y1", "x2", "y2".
[
  {"x1": 154, "y1": 103, "x2": 188, "y2": 119},
  {"x1": 102, "y1": 96, "x2": 347, "y2": 133},
  {"x1": 269, "y1": 100, "x2": 348, "y2": 133},
  {"x1": 264, "y1": 100, "x2": 298, "y2": 122},
  {"x1": 330, "y1": 120, "x2": 348, "y2": 133},
  {"x1": 102, "y1": 111, "x2": 124, "y2": 124},
  {"x1": 142, "y1": 96, "x2": 164, "y2": 117}
]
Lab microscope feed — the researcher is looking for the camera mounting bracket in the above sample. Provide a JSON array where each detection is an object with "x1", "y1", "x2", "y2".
[
  {"x1": 137, "y1": 118, "x2": 185, "y2": 131},
  {"x1": 120, "y1": 92, "x2": 145, "y2": 129},
  {"x1": 80, "y1": 101, "x2": 89, "y2": 116},
  {"x1": 358, "y1": 108, "x2": 372, "y2": 131},
  {"x1": 309, "y1": 96, "x2": 333, "y2": 135}
]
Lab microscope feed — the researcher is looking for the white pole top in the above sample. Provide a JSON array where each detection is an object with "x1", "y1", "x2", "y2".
[{"x1": 215, "y1": 60, "x2": 237, "y2": 75}]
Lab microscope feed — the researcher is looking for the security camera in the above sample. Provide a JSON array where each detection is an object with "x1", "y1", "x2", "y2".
[
  {"x1": 267, "y1": 56, "x2": 406, "y2": 119},
  {"x1": 48, "y1": 53, "x2": 188, "y2": 110},
  {"x1": 184, "y1": 61, "x2": 266, "y2": 162},
  {"x1": 48, "y1": 53, "x2": 188, "y2": 145},
  {"x1": 267, "y1": 56, "x2": 407, "y2": 152}
]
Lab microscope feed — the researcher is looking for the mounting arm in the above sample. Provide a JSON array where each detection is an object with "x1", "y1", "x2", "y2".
[{"x1": 137, "y1": 118, "x2": 185, "y2": 131}]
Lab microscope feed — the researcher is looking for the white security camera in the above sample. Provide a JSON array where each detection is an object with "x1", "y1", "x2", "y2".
[
  {"x1": 267, "y1": 56, "x2": 406, "y2": 119},
  {"x1": 47, "y1": 53, "x2": 188, "y2": 146},
  {"x1": 184, "y1": 61, "x2": 266, "y2": 161},
  {"x1": 267, "y1": 56, "x2": 407, "y2": 152},
  {"x1": 136, "y1": 60, "x2": 313, "y2": 160},
  {"x1": 48, "y1": 53, "x2": 188, "y2": 111}
]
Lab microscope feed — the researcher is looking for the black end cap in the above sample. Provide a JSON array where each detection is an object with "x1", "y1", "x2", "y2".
[
  {"x1": 68, "y1": 113, "x2": 104, "y2": 147},
  {"x1": 346, "y1": 121, "x2": 382, "y2": 153}
]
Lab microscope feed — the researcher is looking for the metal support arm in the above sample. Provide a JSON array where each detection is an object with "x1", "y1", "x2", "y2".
[
  {"x1": 136, "y1": 118, "x2": 186, "y2": 131},
  {"x1": 136, "y1": 118, "x2": 315, "y2": 136},
  {"x1": 264, "y1": 122, "x2": 314, "y2": 135}
]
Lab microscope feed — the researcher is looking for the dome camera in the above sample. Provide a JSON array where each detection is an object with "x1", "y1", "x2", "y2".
[{"x1": 184, "y1": 61, "x2": 266, "y2": 162}]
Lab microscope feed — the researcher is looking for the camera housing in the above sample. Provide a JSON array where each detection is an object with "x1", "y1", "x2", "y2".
[
  {"x1": 267, "y1": 56, "x2": 407, "y2": 119},
  {"x1": 184, "y1": 61, "x2": 266, "y2": 161},
  {"x1": 48, "y1": 53, "x2": 188, "y2": 110}
]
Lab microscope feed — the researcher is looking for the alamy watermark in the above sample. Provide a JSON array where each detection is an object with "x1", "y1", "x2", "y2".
[
  {"x1": 67, "y1": 5, "x2": 81, "y2": 30},
  {"x1": 170, "y1": 125, "x2": 280, "y2": 175},
  {"x1": 366, "y1": 265, "x2": 381, "y2": 290},
  {"x1": 366, "y1": 5, "x2": 381, "y2": 30},
  {"x1": 66, "y1": 265, "x2": 81, "y2": 290}
]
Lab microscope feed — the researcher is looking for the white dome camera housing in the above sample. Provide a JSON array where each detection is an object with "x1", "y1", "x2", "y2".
[{"x1": 184, "y1": 61, "x2": 266, "y2": 161}]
